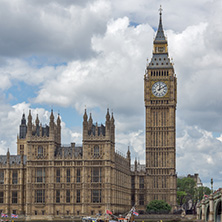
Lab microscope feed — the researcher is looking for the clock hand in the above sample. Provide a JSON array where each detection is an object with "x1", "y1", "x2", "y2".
[{"x1": 159, "y1": 85, "x2": 166, "y2": 90}]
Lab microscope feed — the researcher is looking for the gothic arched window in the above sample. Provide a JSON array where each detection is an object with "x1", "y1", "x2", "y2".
[
  {"x1": 94, "y1": 146, "x2": 100, "y2": 158},
  {"x1": 38, "y1": 146, "x2": 43, "y2": 157}
]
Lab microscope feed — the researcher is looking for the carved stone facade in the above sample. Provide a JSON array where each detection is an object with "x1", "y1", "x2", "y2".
[
  {"x1": 144, "y1": 9, "x2": 177, "y2": 207},
  {"x1": 0, "y1": 10, "x2": 177, "y2": 220},
  {"x1": 0, "y1": 109, "x2": 131, "y2": 220}
]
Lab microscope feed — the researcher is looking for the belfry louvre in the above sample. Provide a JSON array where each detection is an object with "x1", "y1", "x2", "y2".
[{"x1": 0, "y1": 10, "x2": 176, "y2": 220}]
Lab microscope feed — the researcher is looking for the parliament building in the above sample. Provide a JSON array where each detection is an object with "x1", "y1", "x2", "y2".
[{"x1": 0, "y1": 10, "x2": 177, "y2": 220}]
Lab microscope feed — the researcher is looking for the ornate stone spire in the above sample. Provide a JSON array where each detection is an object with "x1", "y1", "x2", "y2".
[
  {"x1": 57, "y1": 114, "x2": 61, "y2": 126},
  {"x1": 106, "y1": 108, "x2": 110, "y2": 121},
  {"x1": 111, "y1": 112, "x2": 114, "y2": 123},
  {"x1": 89, "y1": 113, "x2": 92, "y2": 125},
  {"x1": 154, "y1": 5, "x2": 167, "y2": 43},
  {"x1": 50, "y1": 109, "x2": 54, "y2": 122},
  {"x1": 148, "y1": 6, "x2": 172, "y2": 68},
  {"x1": 21, "y1": 113, "x2": 26, "y2": 125},
  {"x1": 28, "y1": 110, "x2": 32, "y2": 124},
  {"x1": 83, "y1": 109, "x2": 88, "y2": 122},
  {"x1": 127, "y1": 146, "x2": 131, "y2": 158},
  {"x1": 35, "y1": 114, "x2": 39, "y2": 126},
  {"x1": 7, "y1": 148, "x2": 10, "y2": 163},
  {"x1": 134, "y1": 158, "x2": 137, "y2": 171}
]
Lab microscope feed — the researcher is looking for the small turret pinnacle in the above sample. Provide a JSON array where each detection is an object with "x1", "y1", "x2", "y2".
[
  {"x1": 111, "y1": 112, "x2": 114, "y2": 123},
  {"x1": 50, "y1": 109, "x2": 54, "y2": 122},
  {"x1": 83, "y1": 109, "x2": 88, "y2": 122},
  {"x1": 57, "y1": 114, "x2": 61, "y2": 125},
  {"x1": 89, "y1": 113, "x2": 92, "y2": 123},
  {"x1": 28, "y1": 110, "x2": 32, "y2": 128},
  {"x1": 21, "y1": 113, "x2": 26, "y2": 125},
  {"x1": 35, "y1": 114, "x2": 39, "y2": 126},
  {"x1": 127, "y1": 146, "x2": 131, "y2": 157},
  {"x1": 7, "y1": 148, "x2": 10, "y2": 161},
  {"x1": 106, "y1": 108, "x2": 110, "y2": 121},
  {"x1": 134, "y1": 157, "x2": 137, "y2": 171}
]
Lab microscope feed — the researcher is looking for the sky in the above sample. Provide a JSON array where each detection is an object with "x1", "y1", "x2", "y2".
[{"x1": 0, "y1": 0, "x2": 221, "y2": 190}]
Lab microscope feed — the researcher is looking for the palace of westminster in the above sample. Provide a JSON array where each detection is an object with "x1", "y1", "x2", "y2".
[{"x1": 0, "y1": 10, "x2": 177, "y2": 220}]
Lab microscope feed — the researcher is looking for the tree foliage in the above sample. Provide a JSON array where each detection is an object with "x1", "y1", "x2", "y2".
[
  {"x1": 177, "y1": 177, "x2": 211, "y2": 207},
  {"x1": 177, "y1": 191, "x2": 187, "y2": 206},
  {"x1": 177, "y1": 177, "x2": 196, "y2": 206},
  {"x1": 194, "y1": 186, "x2": 211, "y2": 203},
  {"x1": 177, "y1": 177, "x2": 196, "y2": 196},
  {"x1": 146, "y1": 200, "x2": 171, "y2": 214}
]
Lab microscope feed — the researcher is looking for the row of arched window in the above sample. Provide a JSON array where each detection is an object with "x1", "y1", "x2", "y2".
[{"x1": 151, "y1": 70, "x2": 169, "y2": 77}]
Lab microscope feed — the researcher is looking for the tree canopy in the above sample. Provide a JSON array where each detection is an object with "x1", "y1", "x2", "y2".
[
  {"x1": 146, "y1": 200, "x2": 171, "y2": 214},
  {"x1": 177, "y1": 177, "x2": 211, "y2": 207}
]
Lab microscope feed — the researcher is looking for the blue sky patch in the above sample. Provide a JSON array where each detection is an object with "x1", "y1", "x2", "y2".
[{"x1": 6, "y1": 81, "x2": 38, "y2": 104}]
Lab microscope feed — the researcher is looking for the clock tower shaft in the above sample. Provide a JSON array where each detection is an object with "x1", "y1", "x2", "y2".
[{"x1": 144, "y1": 8, "x2": 177, "y2": 207}]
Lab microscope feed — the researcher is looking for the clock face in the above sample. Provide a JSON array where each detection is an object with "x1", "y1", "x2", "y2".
[{"x1": 152, "y1": 81, "x2": 168, "y2": 97}]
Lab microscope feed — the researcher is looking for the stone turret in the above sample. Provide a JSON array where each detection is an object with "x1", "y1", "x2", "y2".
[
  {"x1": 49, "y1": 110, "x2": 54, "y2": 139},
  {"x1": 17, "y1": 110, "x2": 62, "y2": 156},
  {"x1": 19, "y1": 113, "x2": 27, "y2": 139},
  {"x1": 7, "y1": 149, "x2": 10, "y2": 164},
  {"x1": 82, "y1": 109, "x2": 116, "y2": 161},
  {"x1": 27, "y1": 110, "x2": 32, "y2": 138},
  {"x1": 83, "y1": 109, "x2": 88, "y2": 138},
  {"x1": 127, "y1": 146, "x2": 131, "y2": 168},
  {"x1": 134, "y1": 158, "x2": 137, "y2": 172},
  {"x1": 88, "y1": 113, "x2": 93, "y2": 130},
  {"x1": 35, "y1": 114, "x2": 40, "y2": 136},
  {"x1": 56, "y1": 114, "x2": 61, "y2": 145},
  {"x1": 110, "y1": 112, "x2": 115, "y2": 142},
  {"x1": 83, "y1": 109, "x2": 88, "y2": 122},
  {"x1": 105, "y1": 109, "x2": 110, "y2": 139},
  {"x1": 35, "y1": 114, "x2": 39, "y2": 126},
  {"x1": 82, "y1": 109, "x2": 115, "y2": 141}
]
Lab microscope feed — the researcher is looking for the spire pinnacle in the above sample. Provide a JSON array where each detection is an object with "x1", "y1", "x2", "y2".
[
  {"x1": 28, "y1": 110, "x2": 32, "y2": 123},
  {"x1": 50, "y1": 109, "x2": 54, "y2": 121},
  {"x1": 83, "y1": 109, "x2": 88, "y2": 122},
  {"x1": 21, "y1": 113, "x2": 26, "y2": 125},
  {"x1": 57, "y1": 114, "x2": 61, "y2": 125},
  {"x1": 159, "y1": 5, "x2": 163, "y2": 16},
  {"x1": 35, "y1": 114, "x2": 39, "y2": 126},
  {"x1": 106, "y1": 108, "x2": 110, "y2": 121},
  {"x1": 127, "y1": 146, "x2": 131, "y2": 157},
  {"x1": 154, "y1": 5, "x2": 166, "y2": 43}
]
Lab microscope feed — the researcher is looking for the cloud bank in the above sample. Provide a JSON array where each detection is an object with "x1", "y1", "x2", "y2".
[{"x1": 0, "y1": 0, "x2": 221, "y2": 189}]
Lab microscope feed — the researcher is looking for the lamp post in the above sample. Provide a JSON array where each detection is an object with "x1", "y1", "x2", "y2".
[{"x1": 209, "y1": 178, "x2": 214, "y2": 222}]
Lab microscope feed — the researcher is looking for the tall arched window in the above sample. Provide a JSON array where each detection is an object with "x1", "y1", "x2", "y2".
[
  {"x1": 38, "y1": 146, "x2": 43, "y2": 157},
  {"x1": 94, "y1": 146, "x2": 100, "y2": 157}
]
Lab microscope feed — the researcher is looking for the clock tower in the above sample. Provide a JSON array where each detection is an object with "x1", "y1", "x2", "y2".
[{"x1": 144, "y1": 7, "x2": 177, "y2": 207}]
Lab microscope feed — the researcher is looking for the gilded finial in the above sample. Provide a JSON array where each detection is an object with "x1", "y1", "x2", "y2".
[{"x1": 159, "y1": 5, "x2": 163, "y2": 15}]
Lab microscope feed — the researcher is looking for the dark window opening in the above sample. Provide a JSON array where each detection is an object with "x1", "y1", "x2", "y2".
[
  {"x1": 12, "y1": 171, "x2": 18, "y2": 184},
  {"x1": 12, "y1": 191, "x2": 17, "y2": 204},
  {"x1": 56, "y1": 190, "x2": 60, "y2": 203}
]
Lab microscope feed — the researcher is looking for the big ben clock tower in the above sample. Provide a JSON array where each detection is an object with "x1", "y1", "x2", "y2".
[{"x1": 144, "y1": 7, "x2": 177, "y2": 207}]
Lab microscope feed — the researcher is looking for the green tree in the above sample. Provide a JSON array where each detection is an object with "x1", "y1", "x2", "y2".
[
  {"x1": 177, "y1": 191, "x2": 187, "y2": 206},
  {"x1": 177, "y1": 177, "x2": 211, "y2": 208},
  {"x1": 146, "y1": 200, "x2": 171, "y2": 214},
  {"x1": 194, "y1": 186, "x2": 211, "y2": 204},
  {"x1": 177, "y1": 177, "x2": 196, "y2": 196},
  {"x1": 177, "y1": 177, "x2": 196, "y2": 206}
]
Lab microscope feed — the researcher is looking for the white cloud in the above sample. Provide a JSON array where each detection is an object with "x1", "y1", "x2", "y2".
[
  {"x1": 177, "y1": 119, "x2": 222, "y2": 189},
  {"x1": 0, "y1": 0, "x2": 111, "y2": 60},
  {"x1": 0, "y1": 100, "x2": 82, "y2": 155},
  {"x1": 0, "y1": 0, "x2": 221, "y2": 189},
  {"x1": 33, "y1": 17, "x2": 153, "y2": 121}
]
